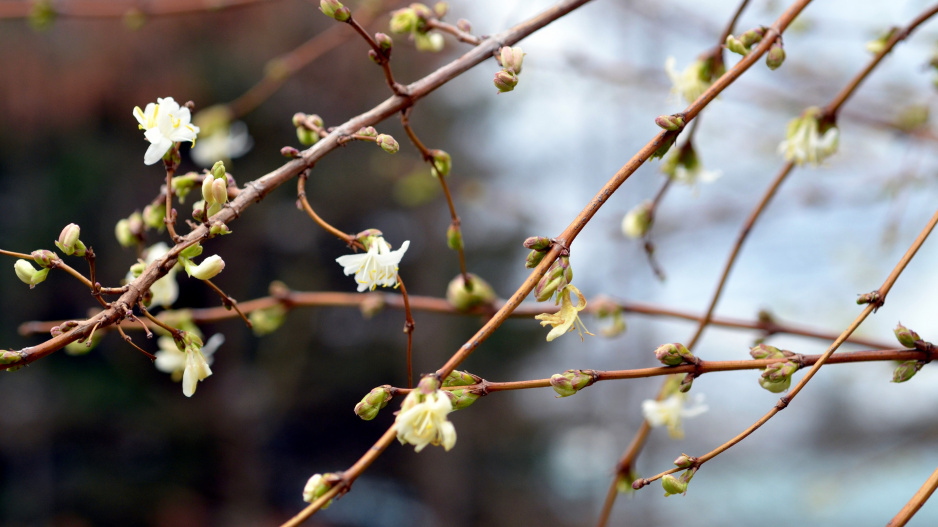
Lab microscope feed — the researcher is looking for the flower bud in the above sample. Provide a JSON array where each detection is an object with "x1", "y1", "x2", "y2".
[
  {"x1": 758, "y1": 361, "x2": 798, "y2": 393},
  {"x1": 446, "y1": 388, "x2": 479, "y2": 410},
  {"x1": 494, "y1": 70, "x2": 519, "y2": 93},
  {"x1": 30, "y1": 250, "x2": 56, "y2": 268},
  {"x1": 857, "y1": 291, "x2": 880, "y2": 305},
  {"x1": 655, "y1": 342, "x2": 693, "y2": 366},
  {"x1": 249, "y1": 304, "x2": 288, "y2": 336},
  {"x1": 550, "y1": 369, "x2": 593, "y2": 397},
  {"x1": 201, "y1": 173, "x2": 215, "y2": 203},
  {"x1": 443, "y1": 369, "x2": 480, "y2": 387},
  {"x1": 211, "y1": 178, "x2": 228, "y2": 206},
  {"x1": 389, "y1": 7, "x2": 418, "y2": 33},
  {"x1": 523, "y1": 236, "x2": 552, "y2": 251},
  {"x1": 414, "y1": 32, "x2": 444, "y2": 52},
  {"x1": 55, "y1": 223, "x2": 84, "y2": 256},
  {"x1": 416, "y1": 375, "x2": 441, "y2": 394},
  {"x1": 143, "y1": 203, "x2": 166, "y2": 231},
  {"x1": 114, "y1": 219, "x2": 136, "y2": 247},
  {"x1": 661, "y1": 474, "x2": 687, "y2": 496},
  {"x1": 456, "y1": 18, "x2": 471, "y2": 32},
  {"x1": 433, "y1": 1, "x2": 447, "y2": 17},
  {"x1": 525, "y1": 249, "x2": 546, "y2": 269},
  {"x1": 655, "y1": 114, "x2": 684, "y2": 131},
  {"x1": 894, "y1": 323, "x2": 921, "y2": 348},
  {"x1": 498, "y1": 46, "x2": 525, "y2": 74},
  {"x1": 678, "y1": 373, "x2": 694, "y2": 393},
  {"x1": 296, "y1": 126, "x2": 319, "y2": 146},
  {"x1": 319, "y1": 0, "x2": 350, "y2": 22},
  {"x1": 354, "y1": 386, "x2": 392, "y2": 420},
  {"x1": 749, "y1": 343, "x2": 784, "y2": 360},
  {"x1": 281, "y1": 146, "x2": 300, "y2": 158},
  {"x1": 673, "y1": 454, "x2": 696, "y2": 469},
  {"x1": 375, "y1": 134, "x2": 400, "y2": 154},
  {"x1": 725, "y1": 35, "x2": 750, "y2": 56},
  {"x1": 739, "y1": 27, "x2": 767, "y2": 47},
  {"x1": 534, "y1": 257, "x2": 572, "y2": 302},
  {"x1": 14, "y1": 259, "x2": 49, "y2": 288},
  {"x1": 128, "y1": 261, "x2": 146, "y2": 277},
  {"x1": 211, "y1": 160, "x2": 226, "y2": 181},
  {"x1": 302, "y1": 473, "x2": 338, "y2": 508},
  {"x1": 446, "y1": 224, "x2": 463, "y2": 251},
  {"x1": 185, "y1": 254, "x2": 225, "y2": 280},
  {"x1": 892, "y1": 360, "x2": 923, "y2": 383},
  {"x1": 209, "y1": 222, "x2": 231, "y2": 237},
  {"x1": 375, "y1": 32, "x2": 393, "y2": 54},
  {"x1": 765, "y1": 41, "x2": 786, "y2": 70},
  {"x1": 0, "y1": 350, "x2": 22, "y2": 366},
  {"x1": 430, "y1": 149, "x2": 451, "y2": 177},
  {"x1": 358, "y1": 126, "x2": 377, "y2": 138},
  {"x1": 179, "y1": 243, "x2": 203, "y2": 259},
  {"x1": 192, "y1": 200, "x2": 207, "y2": 223},
  {"x1": 446, "y1": 273, "x2": 497, "y2": 311},
  {"x1": 622, "y1": 201, "x2": 653, "y2": 239}
]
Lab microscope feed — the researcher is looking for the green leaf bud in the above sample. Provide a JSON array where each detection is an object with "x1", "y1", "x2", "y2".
[
  {"x1": 446, "y1": 273, "x2": 497, "y2": 311},
  {"x1": 493, "y1": 70, "x2": 519, "y2": 93},
  {"x1": 525, "y1": 249, "x2": 546, "y2": 269},
  {"x1": 894, "y1": 323, "x2": 921, "y2": 348},
  {"x1": 655, "y1": 342, "x2": 693, "y2": 366},
  {"x1": 296, "y1": 126, "x2": 319, "y2": 146},
  {"x1": 319, "y1": 0, "x2": 350, "y2": 22},
  {"x1": 375, "y1": 32, "x2": 393, "y2": 54},
  {"x1": 661, "y1": 474, "x2": 687, "y2": 497},
  {"x1": 249, "y1": 304, "x2": 288, "y2": 336},
  {"x1": 443, "y1": 369, "x2": 480, "y2": 387},
  {"x1": 430, "y1": 149, "x2": 451, "y2": 177},
  {"x1": 765, "y1": 41, "x2": 786, "y2": 70},
  {"x1": 376, "y1": 134, "x2": 400, "y2": 154},
  {"x1": 725, "y1": 35, "x2": 750, "y2": 56},
  {"x1": 30, "y1": 250, "x2": 56, "y2": 268},
  {"x1": 550, "y1": 369, "x2": 593, "y2": 398},
  {"x1": 655, "y1": 114, "x2": 685, "y2": 131},
  {"x1": 446, "y1": 388, "x2": 479, "y2": 410},
  {"x1": 0, "y1": 350, "x2": 22, "y2": 366},
  {"x1": 892, "y1": 360, "x2": 924, "y2": 383},
  {"x1": 143, "y1": 203, "x2": 166, "y2": 231},
  {"x1": 14, "y1": 260, "x2": 48, "y2": 288},
  {"x1": 354, "y1": 386, "x2": 392, "y2": 420},
  {"x1": 523, "y1": 236, "x2": 552, "y2": 251},
  {"x1": 433, "y1": 1, "x2": 448, "y2": 18},
  {"x1": 445, "y1": 224, "x2": 463, "y2": 251}
]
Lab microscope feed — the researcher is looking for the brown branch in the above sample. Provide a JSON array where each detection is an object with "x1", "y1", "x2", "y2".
[
  {"x1": 887, "y1": 465, "x2": 938, "y2": 527},
  {"x1": 0, "y1": 0, "x2": 277, "y2": 19}
]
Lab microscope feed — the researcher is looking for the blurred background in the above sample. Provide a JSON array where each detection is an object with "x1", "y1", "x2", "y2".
[{"x1": 3, "y1": 0, "x2": 938, "y2": 525}]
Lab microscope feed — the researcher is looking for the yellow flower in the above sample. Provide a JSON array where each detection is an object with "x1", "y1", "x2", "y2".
[{"x1": 534, "y1": 284, "x2": 594, "y2": 342}]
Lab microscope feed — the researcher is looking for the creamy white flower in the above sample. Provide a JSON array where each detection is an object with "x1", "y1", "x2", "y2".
[
  {"x1": 336, "y1": 237, "x2": 410, "y2": 292},
  {"x1": 303, "y1": 474, "x2": 323, "y2": 503},
  {"x1": 395, "y1": 388, "x2": 457, "y2": 452},
  {"x1": 641, "y1": 393, "x2": 708, "y2": 439},
  {"x1": 191, "y1": 121, "x2": 253, "y2": 167},
  {"x1": 182, "y1": 346, "x2": 213, "y2": 397},
  {"x1": 134, "y1": 97, "x2": 200, "y2": 165},
  {"x1": 155, "y1": 333, "x2": 223, "y2": 385},
  {"x1": 185, "y1": 254, "x2": 225, "y2": 280},
  {"x1": 665, "y1": 56, "x2": 711, "y2": 105},
  {"x1": 622, "y1": 201, "x2": 653, "y2": 239},
  {"x1": 778, "y1": 110, "x2": 839, "y2": 166},
  {"x1": 127, "y1": 242, "x2": 179, "y2": 308}
]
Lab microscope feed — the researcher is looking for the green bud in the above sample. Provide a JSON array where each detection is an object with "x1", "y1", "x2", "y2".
[
  {"x1": 446, "y1": 388, "x2": 480, "y2": 410},
  {"x1": 749, "y1": 343, "x2": 784, "y2": 360},
  {"x1": 621, "y1": 201, "x2": 653, "y2": 239},
  {"x1": 894, "y1": 323, "x2": 921, "y2": 348},
  {"x1": 446, "y1": 273, "x2": 497, "y2": 311},
  {"x1": 650, "y1": 133, "x2": 677, "y2": 160},
  {"x1": 443, "y1": 369, "x2": 480, "y2": 387},
  {"x1": 433, "y1": 1, "x2": 448, "y2": 17},
  {"x1": 376, "y1": 134, "x2": 400, "y2": 154},
  {"x1": 319, "y1": 0, "x2": 350, "y2": 21},
  {"x1": 179, "y1": 243, "x2": 204, "y2": 259},
  {"x1": 549, "y1": 369, "x2": 593, "y2": 398},
  {"x1": 171, "y1": 172, "x2": 199, "y2": 202},
  {"x1": 211, "y1": 160, "x2": 226, "y2": 180},
  {"x1": 358, "y1": 126, "x2": 377, "y2": 137},
  {"x1": 430, "y1": 149, "x2": 451, "y2": 177},
  {"x1": 302, "y1": 473, "x2": 338, "y2": 508},
  {"x1": 857, "y1": 291, "x2": 880, "y2": 305},
  {"x1": 389, "y1": 7, "x2": 419, "y2": 33},
  {"x1": 892, "y1": 360, "x2": 923, "y2": 383},
  {"x1": 414, "y1": 32, "x2": 444, "y2": 52},
  {"x1": 55, "y1": 223, "x2": 83, "y2": 256},
  {"x1": 354, "y1": 386, "x2": 392, "y2": 420},
  {"x1": 523, "y1": 236, "x2": 552, "y2": 251},
  {"x1": 678, "y1": 373, "x2": 694, "y2": 393},
  {"x1": 375, "y1": 32, "x2": 393, "y2": 54},
  {"x1": 739, "y1": 27, "x2": 767, "y2": 47},
  {"x1": 494, "y1": 70, "x2": 519, "y2": 93},
  {"x1": 673, "y1": 454, "x2": 696, "y2": 469},
  {"x1": 281, "y1": 146, "x2": 300, "y2": 158},
  {"x1": 456, "y1": 19, "x2": 471, "y2": 32},
  {"x1": 29, "y1": 0, "x2": 56, "y2": 31},
  {"x1": 655, "y1": 114, "x2": 684, "y2": 131},
  {"x1": 0, "y1": 350, "x2": 22, "y2": 366},
  {"x1": 143, "y1": 203, "x2": 166, "y2": 231},
  {"x1": 30, "y1": 250, "x2": 56, "y2": 268},
  {"x1": 296, "y1": 126, "x2": 319, "y2": 146},
  {"x1": 115, "y1": 219, "x2": 136, "y2": 247},
  {"x1": 661, "y1": 474, "x2": 687, "y2": 497},
  {"x1": 192, "y1": 200, "x2": 207, "y2": 223},
  {"x1": 416, "y1": 375, "x2": 441, "y2": 394},
  {"x1": 249, "y1": 304, "x2": 288, "y2": 336},
  {"x1": 446, "y1": 224, "x2": 463, "y2": 251},
  {"x1": 655, "y1": 342, "x2": 693, "y2": 366},
  {"x1": 758, "y1": 361, "x2": 798, "y2": 393},
  {"x1": 725, "y1": 35, "x2": 750, "y2": 56},
  {"x1": 765, "y1": 41, "x2": 786, "y2": 70},
  {"x1": 128, "y1": 261, "x2": 146, "y2": 277},
  {"x1": 525, "y1": 249, "x2": 546, "y2": 269},
  {"x1": 209, "y1": 222, "x2": 231, "y2": 237},
  {"x1": 14, "y1": 259, "x2": 49, "y2": 288}
]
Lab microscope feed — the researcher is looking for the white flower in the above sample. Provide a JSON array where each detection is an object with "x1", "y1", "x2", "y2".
[
  {"x1": 672, "y1": 164, "x2": 722, "y2": 187},
  {"x1": 641, "y1": 393, "x2": 708, "y2": 439},
  {"x1": 127, "y1": 242, "x2": 179, "y2": 308},
  {"x1": 184, "y1": 254, "x2": 225, "y2": 281},
  {"x1": 191, "y1": 121, "x2": 253, "y2": 167},
  {"x1": 155, "y1": 333, "x2": 223, "y2": 385},
  {"x1": 134, "y1": 97, "x2": 200, "y2": 165},
  {"x1": 335, "y1": 237, "x2": 410, "y2": 292},
  {"x1": 182, "y1": 345, "x2": 213, "y2": 397},
  {"x1": 777, "y1": 107, "x2": 839, "y2": 166},
  {"x1": 665, "y1": 56, "x2": 711, "y2": 105},
  {"x1": 395, "y1": 388, "x2": 457, "y2": 452}
]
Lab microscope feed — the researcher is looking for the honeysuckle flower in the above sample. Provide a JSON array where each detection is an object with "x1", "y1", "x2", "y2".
[
  {"x1": 302, "y1": 473, "x2": 338, "y2": 507},
  {"x1": 394, "y1": 379, "x2": 457, "y2": 452},
  {"x1": 127, "y1": 242, "x2": 179, "y2": 308},
  {"x1": 534, "y1": 284, "x2": 594, "y2": 342},
  {"x1": 134, "y1": 97, "x2": 200, "y2": 165},
  {"x1": 778, "y1": 107, "x2": 839, "y2": 166},
  {"x1": 662, "y1": 142, "x2": 721, "y2": 187},
  {"x1": 191, "y1": 121, "x2": 253, "y2": 167},
  {"x1": 154, "y1": 333, "x2": 223, "y2": 384},
  {"x1": 14, "y1": 259, "x2": 49, "y2": 288},
  {"x1": 641, "y1": 393, "x2": 708, "y2": 439},
  {"x1": 183, "y1": 254, "x2": 225, "y2": 280},
  {"x1": 335, "y1": 236, "x2": 410, "y2": 292},
  {"x1": 665, "y1": 56, "x2": 712, "y2": 105}
]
